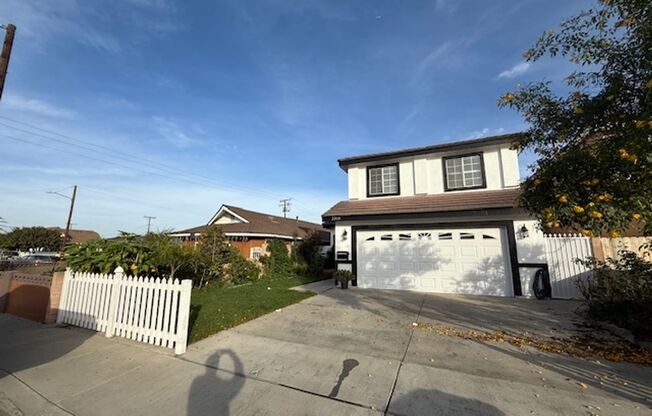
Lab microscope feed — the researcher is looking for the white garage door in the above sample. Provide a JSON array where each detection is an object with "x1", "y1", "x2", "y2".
[{"x1": 356, "y1": 227, "x2": 513, "y2": 296}]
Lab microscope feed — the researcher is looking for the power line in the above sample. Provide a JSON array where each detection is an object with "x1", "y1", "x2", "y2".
[
  {"x1": 0, "y1": 115, "x2": 325, "y2": 217},
  {"x1": 0, "y1": 116, "x2": 284, "y2": 200}
]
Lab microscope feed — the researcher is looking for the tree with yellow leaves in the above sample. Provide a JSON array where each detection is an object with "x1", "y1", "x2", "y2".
[{"x1": 499, "y1": 0, "x2": 651, "y2": 235}]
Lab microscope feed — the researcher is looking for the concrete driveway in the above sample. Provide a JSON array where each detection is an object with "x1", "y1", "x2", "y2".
[{"x1": 1, "y1": 281, "x2": 650, "y2": 416}]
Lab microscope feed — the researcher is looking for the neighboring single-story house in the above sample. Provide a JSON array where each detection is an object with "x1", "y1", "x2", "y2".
[
  {"x1": 171, "y1": 205, "x2": 331, "y2": 260},
  {"x1": 54, "y1": 228, "x2": 101, "y2": 244},
  {"x1": 322, "y1": 133, "x2": 549, "y2": 297}
]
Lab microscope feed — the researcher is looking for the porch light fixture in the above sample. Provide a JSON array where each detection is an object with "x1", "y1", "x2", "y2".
[
  {"x1": 342, "y1": 230, "x2": 348, "y2": 241},
  {"x1": 518, "y1": 224, "x2": 529, "y2": 239}
]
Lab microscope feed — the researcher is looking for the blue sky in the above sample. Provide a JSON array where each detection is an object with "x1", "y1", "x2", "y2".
[{"x1": 0, "y1": 0, "x2": 589, "y2": 236}]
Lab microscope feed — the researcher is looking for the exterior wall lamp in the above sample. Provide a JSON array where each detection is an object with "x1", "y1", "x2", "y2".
[
  {"x1": 341, "y1": 230, "x2": 348, "y2": 241},
  {"x1": 518, "y1": 224, "x2": 529, "y2": 239}
]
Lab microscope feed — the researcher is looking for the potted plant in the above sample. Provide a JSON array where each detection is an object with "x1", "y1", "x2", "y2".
[{"x1": 334, "y1": 270, "x2": 354, "y2": 289}]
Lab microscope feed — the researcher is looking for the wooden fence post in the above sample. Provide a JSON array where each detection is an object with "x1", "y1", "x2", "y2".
[
  {"x1": 105, "y1": 266, "x2": 124, "y2": 338},
  {"x1": 174, "y1": 280, "x2": 192, "y2": 355},
  {"x1": 590, "y1": 237, "x2": 605, "y2": 262}
]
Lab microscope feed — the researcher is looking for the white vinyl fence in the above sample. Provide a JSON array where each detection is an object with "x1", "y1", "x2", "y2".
[
  {"x1": 544, "y1": 234, "x2": 594, "y2": 299},
  {"x1": 57, "y1": 267, "x2": 192, "y2": 354}
]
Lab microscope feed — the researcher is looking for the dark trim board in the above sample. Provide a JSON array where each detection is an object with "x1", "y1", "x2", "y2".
[
  {"x1": 325, "y1": 207, "x2": 526, "y2": 225},
  {"x1": 350, "y1": 221, "x2": 522, "y2": 296},
  {"x1": 366, "y1": 163, "x2": 401, "y2": 198}
]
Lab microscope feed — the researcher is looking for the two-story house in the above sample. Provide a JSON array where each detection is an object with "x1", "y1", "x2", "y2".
[{"x1": 322, "y1": 133, "x2": 547, "y2": 297}]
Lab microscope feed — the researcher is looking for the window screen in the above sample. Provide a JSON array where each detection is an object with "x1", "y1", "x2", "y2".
[
  {"x1": 368, "y1": 165, "x2": 399, "y2": 196},
  {"x1": 445, "y1": 155, "x2": 484, "y2": 190}
]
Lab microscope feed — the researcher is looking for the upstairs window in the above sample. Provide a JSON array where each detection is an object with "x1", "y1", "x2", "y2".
[
  {"x1": 367, "y1": 164, "x2": 399, "y2": 196},
  {"x1": 444, "y1": 154, "x2": 485, "y2": 191}
]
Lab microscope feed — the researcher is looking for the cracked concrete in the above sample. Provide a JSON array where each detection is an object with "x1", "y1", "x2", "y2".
[{"x1": 0, "y1": 284, "x2": 650, "y2": 415}]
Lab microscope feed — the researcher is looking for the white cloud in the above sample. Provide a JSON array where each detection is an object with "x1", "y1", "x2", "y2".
[
  {"x1": 466, "y1": 127, "x2": 506, "y2": 140},
  {"x1": 152, "y1": 116, "x2": 202, "y2": 148},
  {"x1": 497, "y1": 61, "x2": 531, "y2": 79},
  {"x1": 4, "y1": 94, "x2": 78, "y2": 119}
]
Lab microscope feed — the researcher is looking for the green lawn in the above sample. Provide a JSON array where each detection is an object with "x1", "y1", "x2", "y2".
[{"x1": 188, "y1": 275, "x2": 327, "y2": 343}]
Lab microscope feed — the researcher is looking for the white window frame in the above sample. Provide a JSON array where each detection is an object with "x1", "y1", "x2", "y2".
[{"x1": 250, "y1": 247, "x2": 263, "y2": 260}]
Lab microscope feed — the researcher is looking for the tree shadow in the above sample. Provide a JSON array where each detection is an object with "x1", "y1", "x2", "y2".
[
  {"x1": 186, "y1": 349, "x2": 245, "y2": 416},
  {"x1": 188, "y1": 304, "x2": 202, "y2": 340},
  {"x1": 388, "y1": 388, "x2": 505, "y2": 415}
]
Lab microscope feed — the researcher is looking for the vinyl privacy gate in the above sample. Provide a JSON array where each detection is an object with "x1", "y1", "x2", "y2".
[
  {"x1": 56, "y1": 267, "x2": 192, "y2": 354},
  {"x1": 544, "y1": 234, "x2": 594, "y2": 299}
]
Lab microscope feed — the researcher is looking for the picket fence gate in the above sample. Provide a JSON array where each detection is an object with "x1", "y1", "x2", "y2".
[
  {"x1": 543, "y1": 234, "x2": 594, "y2": 299},
  {"x1": 56, "y1": 267, "x2": 192, "y2": 354}
]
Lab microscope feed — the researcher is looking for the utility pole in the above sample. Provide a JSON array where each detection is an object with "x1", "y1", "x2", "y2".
[
  {"x1": 0, "y1": 23, "x2": 16, "y2": 101},
  {"x1": 144, "y1": 215, "x2": 156, "y2": 234},
  {"x1": 279, "y1": 198, "x2": 291, "y2": 219},
  {"x1": 48, "y1": 185, "x2": 77, "y2": 251}
]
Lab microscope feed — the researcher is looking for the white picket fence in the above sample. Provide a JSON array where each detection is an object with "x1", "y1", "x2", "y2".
[
  {"x1": 57, "y1": 267, "x2": 192, "y2": 354},
  {"x1": 544, "y1": 234, "x2": 594, "y2": 299}
]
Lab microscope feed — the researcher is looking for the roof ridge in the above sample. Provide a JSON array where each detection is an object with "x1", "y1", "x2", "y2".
[{"x1": 225, "y1": 204, "x2": 323, "y2": 227}]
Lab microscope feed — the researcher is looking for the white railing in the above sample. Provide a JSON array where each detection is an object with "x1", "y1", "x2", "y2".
[
  {"x1": 544, "y1": 234, "x2": 594, "y2": 299},
  {"x1": 57, "y1": 267, "x2": 192, "y2": 354}
]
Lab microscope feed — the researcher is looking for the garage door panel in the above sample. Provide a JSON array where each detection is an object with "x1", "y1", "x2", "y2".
[{"x1": 357, "y1": 227, "x2": 512, "y2": 297}]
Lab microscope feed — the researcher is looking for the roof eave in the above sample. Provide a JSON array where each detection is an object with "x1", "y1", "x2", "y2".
[{"x1": 337, "y1": 133, "x2": 524, "y2": 170}]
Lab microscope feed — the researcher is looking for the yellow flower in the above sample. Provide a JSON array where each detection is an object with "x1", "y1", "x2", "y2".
[
  {"x1": 587, "y1": 202, "x2": 595, "y2": 208},
  {"x1": 646, "y1": 79, "x2": 652, "y2": 88},
  {"x1": 590, "y1": 178, "x2": 600, "y2": 186},
  {"x1": 545, "y1": 221, "x2": 555, "y2": 229},
  {"x1": 542, "y1": 208, "x2": 554, "y2": 219},
  {"x1": 533, "y1": 179, "x2": 542, "y2": 186},
  {"x1": 609, "y1": 230, "x2": 621, "y2": 238},
  {"x1": 589, "y1": 210, "x2": 603, "y2": 219},
  {"x1": 502, "y1": 92, "x2": 515, "y2": 102},
  {"x1": 572, "y1": 205, "x2": 585, "y2": 214},
  {"x1": 573, "y1": 107, "x2": 584, "y2": 114},
  {"x1": 597, "y1": 193, "x2": 612, "y2": 201},
  {"x1": 130, "y1": 264, "x2": 137, "y2": 271},
  {"x1": 580, "y1": 229, "x2": 593, "y2": 237},
  {"x1": 573, "y1": 91, "x2": 584, "y2": 99},
  {"x1": 619, "y1": 149, "x2": 629, "y2": 158},
  {"x1": 631, "y1": 213, "x2": 641, "y2": 220},
  {"x1": 628, "y1": 154, "x2": 638, "y2": 164},
  {"x1": 558, "y1": 195, "x2": 568, "y2": 204},
  {"x1": 635, "y1": 120, "x2": 647, "y2": 129},
  {"x1": 648, "y1": 121, "x2": 652, "y2": 129}
]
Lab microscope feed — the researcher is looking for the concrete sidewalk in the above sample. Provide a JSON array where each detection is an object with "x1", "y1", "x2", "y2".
[{"x1": 1, "y1": 287, "x2": 651, "y2": 416}]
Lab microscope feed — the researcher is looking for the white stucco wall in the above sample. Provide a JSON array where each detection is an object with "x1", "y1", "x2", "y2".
[{"x1": 345, "y1": 144, "x2": 520, "y2": 200}]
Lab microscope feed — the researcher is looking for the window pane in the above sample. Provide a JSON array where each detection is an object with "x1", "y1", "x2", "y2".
[
  {"x1": 366, "y1": 165, "x2": 397, "y2": 194},
  {"x1": 447, "y1": 155, "x2": 483, "y2": 189}
]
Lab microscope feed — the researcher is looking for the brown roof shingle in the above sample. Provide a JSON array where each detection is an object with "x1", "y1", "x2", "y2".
[
  {"x1": 174, "y1": 205, "x2": 329, "y2": 241},
  {"x1": 322, "y1": 188, "x2": 522, "y2": 219}
]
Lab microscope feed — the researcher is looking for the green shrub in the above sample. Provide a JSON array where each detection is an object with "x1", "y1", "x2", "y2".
[
  {"x1": 260, "y1": 239, "x2": 292, "y2": 277},
  {"x1": 333, "y1": 269, "x2": 354, "y2": 284},
  {"x1": 65, "y1": 234, "x2": 156, "y2": 275},
  {"x1": 579, "y1": 251, "x2": 652, "y2": 339},
  {"x1": 294, "y1": 232, "x2": 325, "y2": 277},
  {"x1": 227, "y1": 253, "x2": 260, "y2": 284}
]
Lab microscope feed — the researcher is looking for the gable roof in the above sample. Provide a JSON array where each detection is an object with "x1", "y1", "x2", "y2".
[
  {"x1": 173, "y1": 205, "x2": 329, "y2": 241},
  {"x1": 322, "y1": 188, "x2": 522, "y2": 220},
  {"x1": 338, "y1": 133, "x2": 524, "y2": 170},
  {"x1": 53, "y1": 228, "x2": 101, "y2": 244}
]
